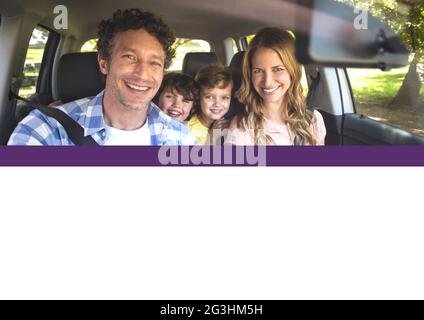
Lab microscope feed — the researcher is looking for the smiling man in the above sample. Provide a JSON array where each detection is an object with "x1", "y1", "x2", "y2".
[{"x1": 8, "y1": 9, "x2": 196, "y2": 145}]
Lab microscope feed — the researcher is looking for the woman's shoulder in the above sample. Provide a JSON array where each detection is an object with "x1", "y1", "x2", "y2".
[
  {"x1": 311, "y1": 109, "x2": 323, "y2": 123},
  {"x1": 310, "y1": 109, "x2": 326, "y2": 145},
  {"x1": 225, "y1": 115, "x2": 254, "y2": 145},
  {"x1": 229, "y1": 115, "x2": 241, "y2": 129}
]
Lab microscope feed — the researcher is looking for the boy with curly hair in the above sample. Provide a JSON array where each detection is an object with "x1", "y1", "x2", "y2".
[{"x1": 154, "y1": 72, "x2": 199, "y2": 122}]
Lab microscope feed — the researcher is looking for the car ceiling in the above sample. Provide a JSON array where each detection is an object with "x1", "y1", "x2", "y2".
[{"x1": 0, "y1": 0, "x2": 312, "y2": 41}]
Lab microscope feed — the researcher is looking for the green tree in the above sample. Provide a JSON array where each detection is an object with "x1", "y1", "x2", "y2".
[
  {"x1": 81, "y1": 39, "x2": 98, "y2": 52},
  {"x1": 339, "y1": 0, "x2": 423, "y2": 108},
  {"x1": 172, "y1": 38, "x2": 194, "y2": 51}
]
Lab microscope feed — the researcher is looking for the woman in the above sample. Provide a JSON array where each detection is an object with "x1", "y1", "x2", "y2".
[{"x1": 226, "y1": 27, "x2": 326, "y2": 145}]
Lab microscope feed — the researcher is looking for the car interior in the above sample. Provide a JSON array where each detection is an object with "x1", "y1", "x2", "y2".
[{"x1": 0, "y1": 0, "x2": 422, "y2": 145}]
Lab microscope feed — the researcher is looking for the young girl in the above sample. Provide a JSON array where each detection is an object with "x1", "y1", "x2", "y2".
[
  {"x1": 226, "y1": 27, "x2": 326, "y2": 145},
  {"x1": 154, "y1": 72, "x2": 199, "y2": 123},
  {"x1": 188, "y1": 65, "x2": 233, "y2": 145}
]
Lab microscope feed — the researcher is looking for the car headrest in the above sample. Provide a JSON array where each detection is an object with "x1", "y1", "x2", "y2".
[
  {"x1": 182, "y1": 52, "x2": 218, "y2": 77},
  {"x1": 229, "y1": 51, "x2": 246, "y2": 92},
  {"x1": 57, "y1": 52, "x2": 105, "y2": 103}
]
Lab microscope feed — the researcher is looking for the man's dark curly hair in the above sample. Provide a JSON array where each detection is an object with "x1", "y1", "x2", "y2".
[{"x1": 97, "y1": 8, "x2": 176, "y2": 69}]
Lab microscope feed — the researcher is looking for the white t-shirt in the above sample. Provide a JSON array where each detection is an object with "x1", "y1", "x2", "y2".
[{"x1": 103, "y1": 120, "x2": 151, "y2": 145}]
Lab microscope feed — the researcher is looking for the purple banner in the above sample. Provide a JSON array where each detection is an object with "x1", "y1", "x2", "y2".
[{"x1": 0, "y1": 146, "x2": 423, "y2": 166}]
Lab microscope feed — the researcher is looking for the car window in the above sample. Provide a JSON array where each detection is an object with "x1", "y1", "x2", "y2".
[
  {"x1": 81, "y1": 39, "x2": 98, "y2": 52},
  {"x1": 347, "y1": 66, "x2": 424, "y2": 136},
  {"x1": 168, "y1": 38, "x2": 211, "y2": 71},
  {"x1": 18, "y1": 26, "x2": 50, "y2": 98},
  {"x1": 231, "y1": 38, "x2": 238, "y2": 54},
  {"x1": 81, "y1": 37, "x2": 211, "y2": 72},
  {"x1": 344, "y1": 0, "x2": 423, "y2": 136},
  {"x1": 246, "y1": 34, "x2": 255, "y2": 44},
  {"x1": 245, "y1": 31, "x2": 295, "y2": 45}
]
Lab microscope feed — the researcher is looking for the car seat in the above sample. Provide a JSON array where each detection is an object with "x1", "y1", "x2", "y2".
[
  {"x1": 182, "y1": 52, "x2": 218, "y2": 77},
  {"x1": 15, "y1": 52, "x2": 104, "y2": 122}
]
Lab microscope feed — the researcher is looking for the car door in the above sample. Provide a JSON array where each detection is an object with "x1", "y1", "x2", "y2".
[{"x1": 342, "y1": 66, "x2": 424, "y2": 145}]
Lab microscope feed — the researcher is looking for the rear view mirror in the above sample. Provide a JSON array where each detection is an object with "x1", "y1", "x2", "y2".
[{"x1": 295, "y1": 0, "x2": 409, "y2": 69}]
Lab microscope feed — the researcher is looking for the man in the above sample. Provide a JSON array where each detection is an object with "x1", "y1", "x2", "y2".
[{"x1": 8, "y1": 9, "x2": 196, "y2": 145}]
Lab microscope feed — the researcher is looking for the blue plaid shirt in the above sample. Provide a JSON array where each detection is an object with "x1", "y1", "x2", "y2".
[{"x1": 8, "y1": 91, "x2": 197, "y2": 145}]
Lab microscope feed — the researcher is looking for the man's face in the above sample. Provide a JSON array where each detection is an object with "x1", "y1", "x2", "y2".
[{"x1": 99, "y1": 29, "x2": 165, "y2": 112}]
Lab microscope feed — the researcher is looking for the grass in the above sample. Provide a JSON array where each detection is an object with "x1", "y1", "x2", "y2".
[
  {"x1": 347, "y1": 67, "x2": 424, "y2": 136},
  {"x1": 349, "y1": 69, "x2": 404, "y2": 104},
  {"x1": 348, "y1": 67, "x2": 424, "y2": 106}
]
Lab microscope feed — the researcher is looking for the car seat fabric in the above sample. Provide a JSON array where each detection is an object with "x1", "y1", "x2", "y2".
[
  {"x1": 57, "y1": 52, "x2": 105, "y2": 103},
  {"x1": 182, "y1": 52, "x2": 219, "y2": 77}
]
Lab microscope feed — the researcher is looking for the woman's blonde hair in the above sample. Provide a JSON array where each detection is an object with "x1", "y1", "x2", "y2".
[{"x1": 237, "y1": 27, "x2": 316, "y2": 145}]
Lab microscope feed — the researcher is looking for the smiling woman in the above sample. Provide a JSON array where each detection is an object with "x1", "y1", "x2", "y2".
[{"x1": 226, "y1": 27, "x2": 326, "y2": 146}]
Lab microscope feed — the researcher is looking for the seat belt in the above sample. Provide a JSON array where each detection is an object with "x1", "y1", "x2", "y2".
[
  {"x1": 9, "y1": 91, "x2": 98, "y2": 145},
  {"x1": 306, "y1": 69, "x2": 320, "y2": 112}
]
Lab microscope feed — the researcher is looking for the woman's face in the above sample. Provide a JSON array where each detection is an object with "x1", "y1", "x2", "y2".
[{"x1": 251, "y1": 47, "x2": 291, "y2": 108}]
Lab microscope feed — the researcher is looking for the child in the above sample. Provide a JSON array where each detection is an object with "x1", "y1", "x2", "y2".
[
  {"x1": 188, "y1": 64, "x2": 233, "y2": 145},
  {"x1": 154, "y1": 72, "x2": 199, "y2": 123}
]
